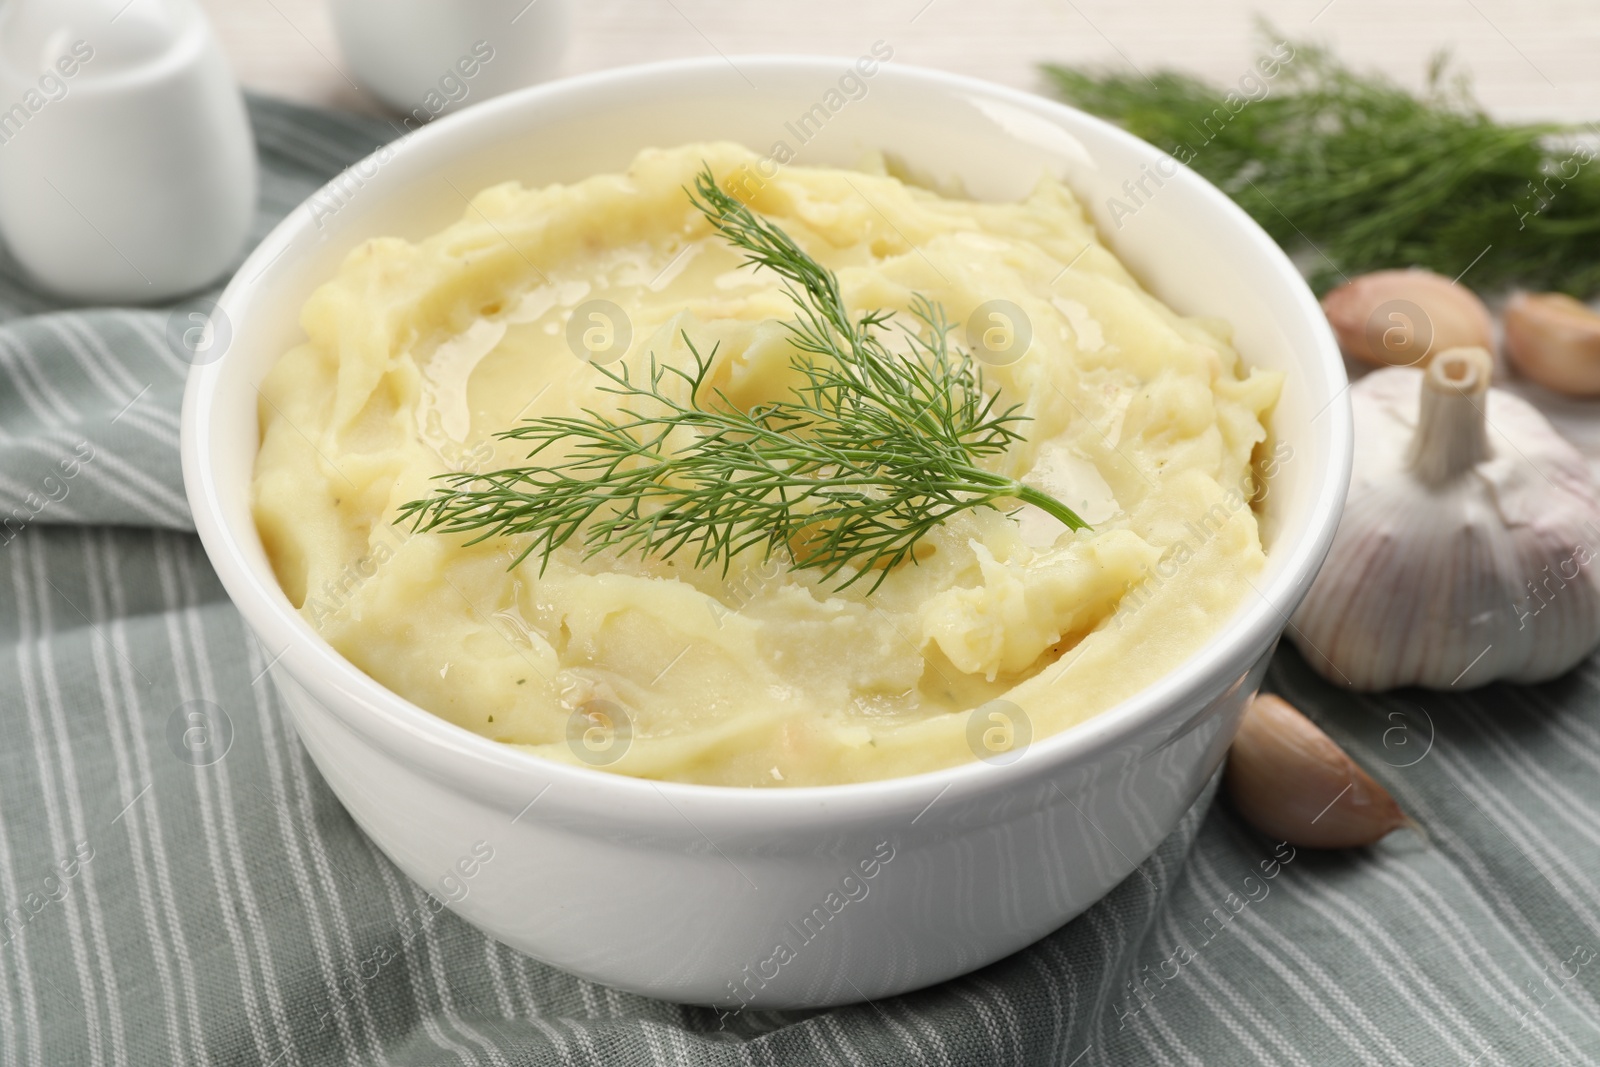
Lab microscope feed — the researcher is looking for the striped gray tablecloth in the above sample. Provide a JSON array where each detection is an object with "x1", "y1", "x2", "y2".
[{"x1": 1, "y1": 94, "x2": 1598, "y2": 1066}]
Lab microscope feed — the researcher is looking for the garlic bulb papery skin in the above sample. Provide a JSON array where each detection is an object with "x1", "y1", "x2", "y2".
[{"x1": 1290, "y1": 346, "x2": 1600, "y2": 690}]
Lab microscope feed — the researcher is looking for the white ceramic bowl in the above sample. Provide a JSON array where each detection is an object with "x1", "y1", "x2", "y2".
[{"x1": 181, "y1": 56, "x2": 1350, "y2": 1009}]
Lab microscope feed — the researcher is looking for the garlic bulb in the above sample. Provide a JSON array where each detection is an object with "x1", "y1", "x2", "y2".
[
  {"x1": 1226, "y1": 694, "x2": 1406, "y2": 849},
  {"x1": 1321, "y1": 269, "x2": 1494, "y2": 368},
  {"x1": 1291, "y1": 346, "x2": 1600, "y2": 690}
]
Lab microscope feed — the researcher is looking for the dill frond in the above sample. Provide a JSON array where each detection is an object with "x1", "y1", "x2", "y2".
[
  {"x1": 1044, "y1": 36, "x2": 1600, "y2": 294},
  {"x1": 397, "y1": 168, "x2": 1086, "y2": 592}
]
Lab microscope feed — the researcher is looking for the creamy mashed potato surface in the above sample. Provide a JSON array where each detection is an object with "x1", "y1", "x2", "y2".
[{"x1": 252, "y1": 143, "x2": 1282, "y2": 787}]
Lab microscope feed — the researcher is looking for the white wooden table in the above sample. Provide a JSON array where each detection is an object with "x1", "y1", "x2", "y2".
[{"x1": 202, "y1": 0, "x2": 1598, "y2": 124}]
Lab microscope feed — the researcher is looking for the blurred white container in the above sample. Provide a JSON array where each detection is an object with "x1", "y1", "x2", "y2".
[
  {"x1": 0, "y1": 0, "x2": 257, "y2": 304},
  {"x1": 328, "y1": 0, "x2": 570, "y2": 117}
]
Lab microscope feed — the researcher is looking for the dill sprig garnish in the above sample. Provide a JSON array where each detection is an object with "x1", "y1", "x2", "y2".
[
  {"x1": 396, "y1": 168, "x2": 1086, "y2": 591},
  {"x1": 1044, "y1": 37, "x2": 1600, "y2": 295}
]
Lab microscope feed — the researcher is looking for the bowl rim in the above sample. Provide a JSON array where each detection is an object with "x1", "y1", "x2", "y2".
[{"x1": 181, "y1": 52, "x2": 1351, "y2": 822}]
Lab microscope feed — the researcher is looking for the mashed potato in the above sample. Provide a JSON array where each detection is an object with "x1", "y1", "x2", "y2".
[{"x1": 252, "y1": 143, "x2": 1282, "y2": 787}]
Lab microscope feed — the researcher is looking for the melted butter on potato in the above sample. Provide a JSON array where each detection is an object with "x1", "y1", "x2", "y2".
[{"x1": 252, "y1": 143, "x2": 1281, "y2": 787}]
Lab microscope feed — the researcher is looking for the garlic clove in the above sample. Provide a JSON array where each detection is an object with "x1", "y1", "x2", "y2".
[
  {"x1": 1504, "y1": 291, "x2": 1600, "y2": 397},
  {"x1": 1225, "y1": 693, "x2": 1407, "y2": 849},
  {"x1": 1321, "y1": 269, "x2": 1494, "y2": 368}
]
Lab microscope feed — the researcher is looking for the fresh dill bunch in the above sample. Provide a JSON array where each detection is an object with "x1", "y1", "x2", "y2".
[
  {"x1": 396, "y1": 168, "x2": 1086, "y2": 592},
  {"x1": 1043, "y1": 37, "x2": 1600, "y2": 295}
]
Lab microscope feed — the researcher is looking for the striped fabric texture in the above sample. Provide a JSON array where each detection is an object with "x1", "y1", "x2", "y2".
[{"x1": 0, "y1": 95, "x2": 1597, "y2": 1066}]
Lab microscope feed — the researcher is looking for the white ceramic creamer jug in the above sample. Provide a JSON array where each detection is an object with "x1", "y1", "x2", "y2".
[{"x1": 0, "y1": 0, "x2": 257, "y2": 303}]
